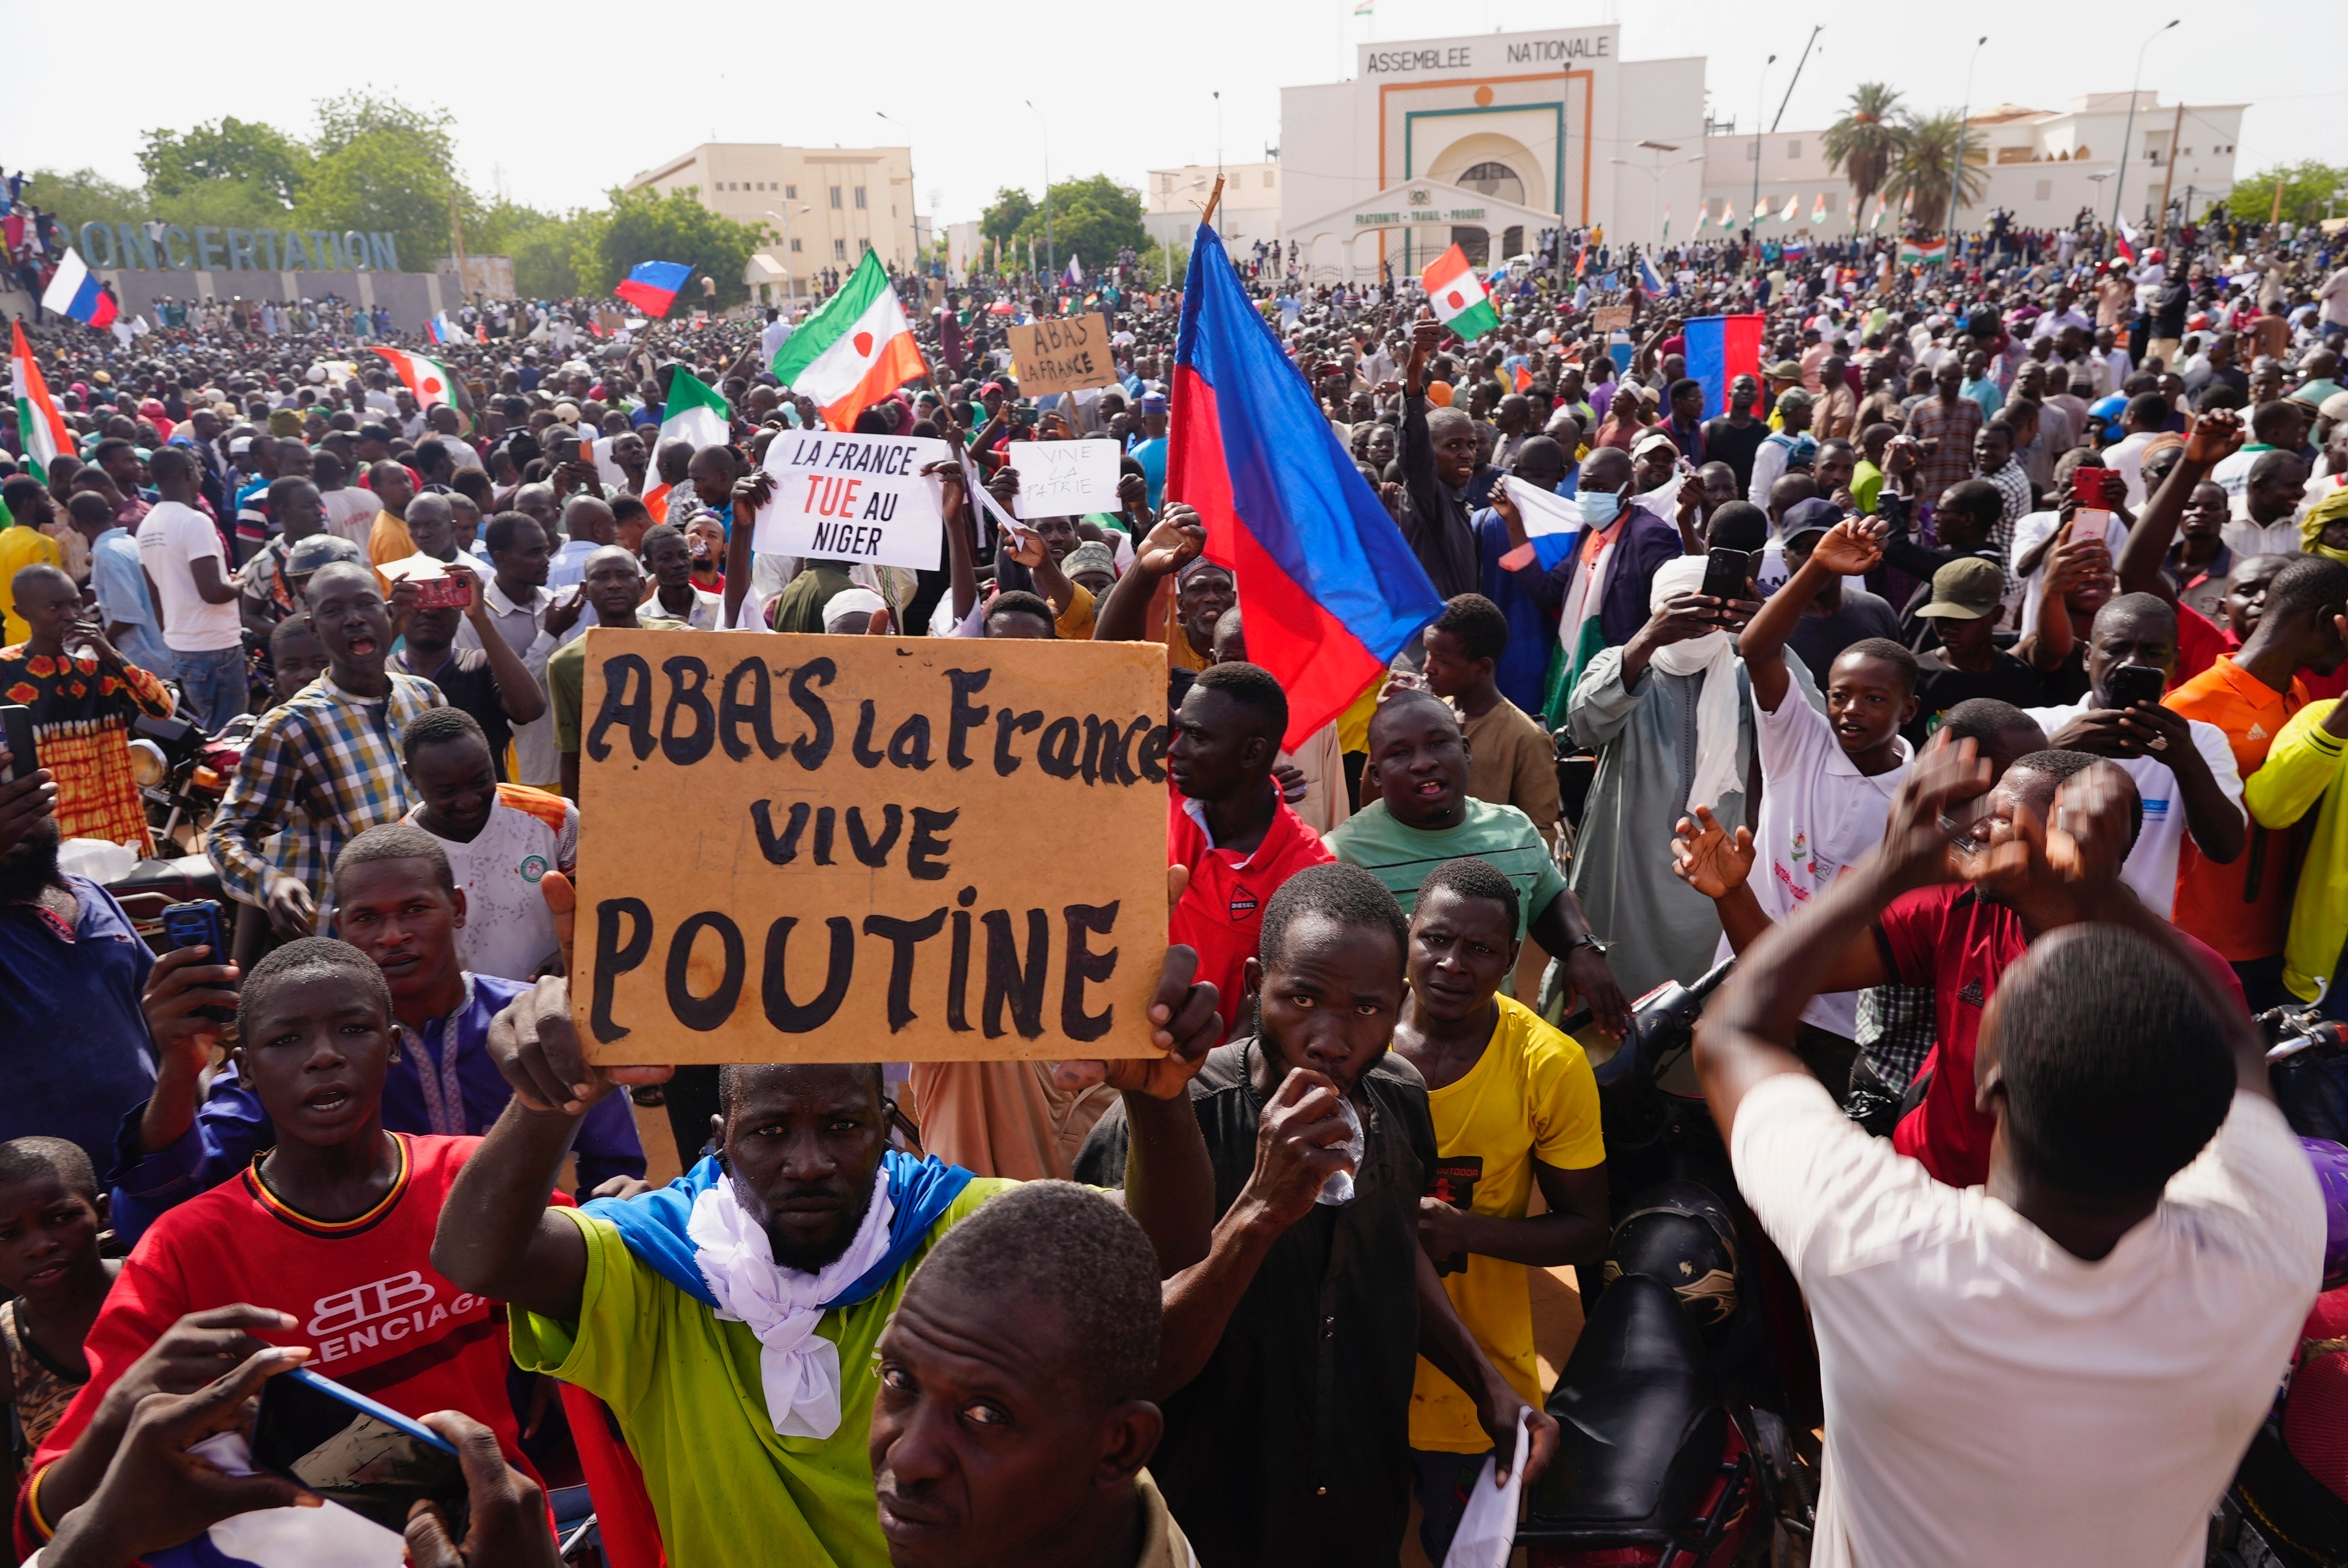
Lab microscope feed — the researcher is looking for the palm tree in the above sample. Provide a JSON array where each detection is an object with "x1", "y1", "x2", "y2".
[
  {"x1": 1821, "y1": 83, "x2": 1907, "y2": 230},
  {"x1": 1883, "y1": 111, "x2": 1989, "y2": 234}
]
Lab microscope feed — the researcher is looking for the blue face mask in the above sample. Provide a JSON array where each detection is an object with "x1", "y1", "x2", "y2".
[{"x1": 1578, "y1": 489, "x2": 1625, "y2": 527}]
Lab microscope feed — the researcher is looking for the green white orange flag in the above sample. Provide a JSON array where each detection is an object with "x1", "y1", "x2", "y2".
[
  {"x1": 370, "y1": 346, "x2": 455, "y2": 408},
  {"x1": 11, "y1": 321, "x2": 66, "y2": 483},
  {"x1": 660, "y1": 367, "x2": 732, "y2": 453},
  {"x1": 770, "y1": 251, "x2": 929, "y2": 429},
  {"x1": 1421, "y1": 245, "x2": 1499, "y2": 341}
]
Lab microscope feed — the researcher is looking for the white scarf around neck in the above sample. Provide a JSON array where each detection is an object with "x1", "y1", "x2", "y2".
[
  {"x1": 688, "y1": 1163, "x2": 895, "y2": 1439},
  {"x1": 1646, "y1": 555, "x2": 1747, "y2": 815}
]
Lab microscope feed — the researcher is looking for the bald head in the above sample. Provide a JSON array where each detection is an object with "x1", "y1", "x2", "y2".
[{"x1": 564, "y1": 496, "x2": 617, "y2": 546}]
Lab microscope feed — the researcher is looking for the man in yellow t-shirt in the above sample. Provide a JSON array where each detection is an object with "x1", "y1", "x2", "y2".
[
  {"x1": 1391, "y1": 854, "x2": 1608, "y2": 1562},
  {"x1": 0, "y1": 476, "x2": 64, "y2": 644}
]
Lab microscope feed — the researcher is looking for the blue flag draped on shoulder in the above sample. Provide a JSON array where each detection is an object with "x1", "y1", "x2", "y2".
[
  {"x1": 1167, "y1": 222, "x2": 1443, "y2": 750},
  {"x1": 583, "y1": 1148, "x2": 974, "y2": 1308}
]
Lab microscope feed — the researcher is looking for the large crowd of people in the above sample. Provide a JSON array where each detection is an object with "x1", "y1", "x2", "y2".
[{"x1": 2, "y1": 186, "x2": 2347, "y2": 1568}]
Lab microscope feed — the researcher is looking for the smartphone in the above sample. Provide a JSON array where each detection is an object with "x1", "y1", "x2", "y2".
[
  {"x1": 411, "y1": 573, "x2": 474, "y2": 611},
  {"x1": 250, "y1": 1368, "x2": 468, "y2": 1540},
  {"x1": 1700, "y1": 548, "x2": 1753, "y2": 608},
  {"x1": 1875, "y1": 491, "x2": 1912, "y2": 531},
  {"x1": 2071, "y1": 466, "x2": 2114, "y2": 510},
  {"x1": 1010, "y1": 407, "x2": 1039, "y2": 429},
  {"x1": 2105, "y1": 663, "x2": 2167, "y2": 711},
  {"x1": 0, "y1": 704, "x2": 32, "y2": 783},
  {"x1": 159, "y1": 900, "x2": 236, "y2": 1022}
]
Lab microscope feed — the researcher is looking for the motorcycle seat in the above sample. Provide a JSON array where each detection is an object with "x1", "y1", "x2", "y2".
[{"x1": 1520, "y1": 1273, "x2": 1728, "y2": 1539}]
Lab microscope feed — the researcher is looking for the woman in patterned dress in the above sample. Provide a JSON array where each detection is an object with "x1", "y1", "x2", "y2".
[{"x1": 0, "y1": 564, "x2": 177, "y2": 853}]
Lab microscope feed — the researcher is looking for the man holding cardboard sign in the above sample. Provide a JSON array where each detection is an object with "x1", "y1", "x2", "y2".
[
  {"x1": 428, "y1": 631, "x2": 1230, "y2": 1568},
  {"x1": 1007, "y1": 313, "x2": 1118, "y2": 398}
]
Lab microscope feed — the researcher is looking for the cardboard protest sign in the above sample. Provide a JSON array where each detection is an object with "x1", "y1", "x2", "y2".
[
  {"x1": 1590, "y1": 304, "x2": 1634, "y2": 332},
  {"x1": 1007, "y1": 313, "x2": 1116, "y2": 396},
  {"x1": 753, "y1": 431, "x2": 952, "y2": 571},
  {"x1": 1007, "y1": 439, "x2": 1121, "y2": 519},
  {"x1": 572, "y1": 630, "x2": 1171, "y2": 1065}
]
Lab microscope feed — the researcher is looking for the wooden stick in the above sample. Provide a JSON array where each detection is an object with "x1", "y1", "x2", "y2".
[{"x1": 1201, "y1": 175, "x2": 1227, "y2": 231}]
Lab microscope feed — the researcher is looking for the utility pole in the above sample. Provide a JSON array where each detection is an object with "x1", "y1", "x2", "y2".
[
  {"x1": 2155, "y1": 100, "x2": 2184, "y2": 245},
  {"x1": 448, "y1": 188, "x2": 470, "y2": 302}
]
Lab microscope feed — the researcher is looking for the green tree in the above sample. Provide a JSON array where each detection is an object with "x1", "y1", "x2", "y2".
[
  {"x1": 471, "y1": 199, "x2": 584, "y2": 299},
  {"x1": 294, "y1": 94, "x2": 463, "y2": 271},
  {"x1": 1821, "y1": 84, "x2": 1907, "y2": 229},
  {"x1": 981, "y1": 187, "x2": 1034, "y2": 249},
  {"x1": 25, "y1": 168, "x2": 145, "y2": 238},
  {"x1": 2228, "y1": 160, "x2": 2348, "y2": 228},
  {"x1": 1014, "y1": 175, "x2": 1146, "y2": 274},
  {"x1": 580, "y1": 185, "x2": 769, "y2": 311},
  {"x1": 138, "y1": 117, "x2": 311, "y2": 210},
  {"x1": 1883, "y1": 111, "x2": 1987, "y2": 235}
]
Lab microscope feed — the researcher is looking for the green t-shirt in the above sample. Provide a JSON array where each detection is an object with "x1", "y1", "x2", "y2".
[
  {"x1": 1326, "y1": 797, "x2": 1568, "y2": 942},
  {"x1": 509, "y1": 1181, "x2": 1012, "y2": 1568},
  {"x1": 1851, "y1": 459, "x2": 1884, "y2": 516},
  {"x1": 547, "y1": 621, "x2": 686, "y2": 753}
]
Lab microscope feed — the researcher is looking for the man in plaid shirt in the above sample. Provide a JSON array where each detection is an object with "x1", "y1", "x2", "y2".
[{"x1": 205, "y1": 561, "x2": 442, "y2": 937}]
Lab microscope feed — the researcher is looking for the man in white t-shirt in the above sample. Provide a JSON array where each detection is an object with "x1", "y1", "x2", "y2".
[
  {"x1": 1727, "y1": 514, "x2": 1914, "y2": 1088},
  {"x1": 1697, "y1": 741, "x2": 2323, "y2": 1568},
  {"x1": 2023, "y1": 592, "x2": 2244, "y2": 917},
  {"x1": 133, "y1": 446, "x2": 246, "y2": 734},
  {"x1": 399, "y1": 706, "x2": 576, "y2": 982}
]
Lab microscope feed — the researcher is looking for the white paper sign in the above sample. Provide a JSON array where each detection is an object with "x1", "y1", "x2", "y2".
[
  {"x1": 1008, "y1": 439, "x2": 1121, "y2": 520},
  {"x1": 754, "y1": 431, "x2": 951, "y2": 571}
]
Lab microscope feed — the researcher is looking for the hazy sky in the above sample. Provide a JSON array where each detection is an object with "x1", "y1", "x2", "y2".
[{"x1": 11, "y1": 1, "x2": 2339, "y2": 227}]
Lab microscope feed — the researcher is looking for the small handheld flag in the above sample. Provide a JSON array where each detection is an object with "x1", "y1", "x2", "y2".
[
  {"x1": 1898, "y1": 238, "x2": 1949, "y2": 267},
  {"x1": 40, "y1": 249, "x2": 116, "y2": 329},
  {"x1": 2114, "y1": 216, "x2": 2140, "y2": 265},
  {"x1": 1419, "y1": 245, "x2": 1500, "y2": 342},
  {"x1": 1063, "y1": 253, "x2": 1082, "y2": 287},
  {"x1": 615, "y1": 260, "x2": 693, "y2": 318},
  {"x1": 369, "y1": 346, "x2": 456, "y2": 409},
  {"x1": 11, "y1": 321, "x2": 68, "y2": 482},
  {"x1": 660, "y1": 367, "x2": 733, "y2": 454},
  {"x1": 1638, "y1": 255, "x2": 1666, "y2": 294},
  {"x1": 1811, "y1": 192, "x2": 1828, "y2": 224},
  {"x1": 1500, "y1": 477, "x2": 1582, "y2": 570}
]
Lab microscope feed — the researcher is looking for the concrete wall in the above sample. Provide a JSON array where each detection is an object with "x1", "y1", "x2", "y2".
[{"x1": 3, "y1": 270, "x2": 477, "y2": 333}]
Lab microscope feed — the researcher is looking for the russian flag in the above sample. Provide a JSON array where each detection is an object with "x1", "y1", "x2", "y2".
[
  {"x1": 615, "y1": 260, "x2": 692, "y2": 318},
  {"x1": 2114, "y1": 215, "x2": 2139, "y2": 265},
  {"x1": 1501, "y1": 477, "x2": 1581, "y2": 570},
  {"x1": 40, "y1": 249, "x2": 116, "y2": 328},
  {"x1": 1681, "y1": 313, "x2": 1764, "y2": 418},
  {"x1": 1170, "y1": 222, "x2": 1442, "y2": 749}
]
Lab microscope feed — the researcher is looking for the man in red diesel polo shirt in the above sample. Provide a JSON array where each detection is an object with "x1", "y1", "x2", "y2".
[{"x1": 1167, "y1": 662, "x2": 1335, "y2": 1038}]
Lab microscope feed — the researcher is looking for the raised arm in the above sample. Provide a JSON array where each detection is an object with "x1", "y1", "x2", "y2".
[
  {"x1": 430, "y1": 974, "x2": 672, "y2": 1321},
  {"x1": 1739, "y1": 517, "x2": 1887, "y2": 713},
  {"x1": 926, "y1": 460, "x2": 980, "y2": 626},
  {"x1": 464, "y1": 589, "x2": 547, "y2": 724},
  {"x1": 1093, "y1": 506, "x2": 1203, "y2": 643},
  {"x1": 2114, "y1": 409, "x2": 2243, "y2": 600},
  {"x1": 723, "y1": 467, "x2": 773, "y2": 631},
  {"x1": 1696, "y1": 734, "x2": 1991, "y2": 1138}
]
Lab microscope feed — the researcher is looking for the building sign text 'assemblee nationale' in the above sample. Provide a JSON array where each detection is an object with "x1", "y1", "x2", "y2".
[{"x1": 71, "y1": 221, "x2": 405, "y2": 274}]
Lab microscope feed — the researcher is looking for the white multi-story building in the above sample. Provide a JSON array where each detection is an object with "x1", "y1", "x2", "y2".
[
  {"x1": 1145, "y1": 162, "x2": 1284, "y2": 255},
  {"x1": 1278, "y1": 24, "x2": 1707, "y2": 281},
  {"x1": 1695, "y1": 92, "x2": 2245, "y2": 238},
  {"x1": 624, "y1": 143, "x2": 924, "y2": 303}
]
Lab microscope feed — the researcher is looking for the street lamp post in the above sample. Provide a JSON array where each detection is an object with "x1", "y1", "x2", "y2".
[
  {"x1": 875, "y1": 111, "x2": 914, "y2": 272},
  {"x1": 764, "y1": 205, "x2": 811, "y2": 301},
  {"x1": 1611, "y1": 143, "x2": 1702, "y2": 250},
  {"x1": 1949, "y1": 35, "x2": 1987, "y2": 246},
  {"x1": 1023, "y1": 99, "x2": 1053, "y2": 277},
  {"x1": 2111, "y1": 19, "x2": 2180, "y2": 236}
]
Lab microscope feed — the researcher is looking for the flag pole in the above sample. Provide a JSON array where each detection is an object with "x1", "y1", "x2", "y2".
[{"x1": 1201, "y1": 176, "x2": 1227, "y2": 231}]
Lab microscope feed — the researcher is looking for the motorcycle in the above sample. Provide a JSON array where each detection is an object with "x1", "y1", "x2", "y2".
[
  {"x1": 2209, "y1": 1002, "x2": 2348, "y2": 1568},
  {"x1": 1519, "y1": 960, "x2": 1819, "y2": 1567},
  {"x1": 126, "y1": 710, "x2": 243, "y2": 854}
]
